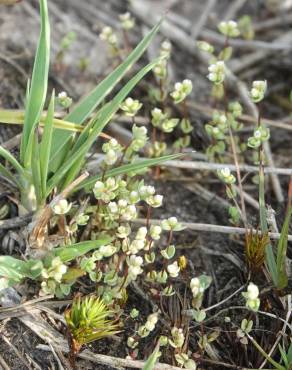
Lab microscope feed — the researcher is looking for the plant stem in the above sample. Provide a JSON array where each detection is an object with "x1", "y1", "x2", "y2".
[
  {"x1": 257, "y1": 105, "x2": 278, "y2": 285},
  {"x1": 246, "y1": 333, "x2": 285, "y2": 370},
  {"x1": 223, "y1": 82, "x2": 247, "y2": 227}
]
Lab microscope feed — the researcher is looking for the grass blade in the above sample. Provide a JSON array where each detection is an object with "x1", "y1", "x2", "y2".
[
  {"x1": 39, "y1": 91, "x2": 55, "y2": 198},
  {"x1": 0, "y1": 109, "x2": 86, "y2": 133},
  {"x1": 53, "y1": 237, "x2": 112, "y2": 262},
  {"x1": 20, "y1": 0, "x2": 50, "y2": 164},
  {"x1": 276, "y1": 179, "x2": 292, "y2": 289},
  {"x1": 0, "y1": 163, "x2": 21, "y2": 188},
  {"x1": 0, "y1": 146, "x2": 25, "y2": 176},
  {"x1": 258, "y1": 157, "x2": 278, "y2": 284},
  {"x1": 46, "y1": 58, "x2": 161, "y2": 195},
  {"x1": 77, "y1": 153, "x2": 184, "y2": 191},
  {"x1": 142, "y1": 344, "x2": 161, "y2": 370},
  {"x1": 49, "y1": 21, "x2": 161, "y2": 171},
  {"x1": 31, "y1": 134, "x2": 42, "y2": 206}
]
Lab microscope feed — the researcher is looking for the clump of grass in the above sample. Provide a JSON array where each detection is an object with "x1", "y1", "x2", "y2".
[{"x1": 65, "y1": 295, "x2": 120, "y2": 367}]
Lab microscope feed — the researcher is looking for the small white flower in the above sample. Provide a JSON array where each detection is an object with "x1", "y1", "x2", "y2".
[
  {"x1": 146, "y1": 194, "x2": 163, "y2": 208},
  {"x1": 217, "y1": 167, "x2": 236, "y2": 184},
  {"x1": 52, "y1": 199, "x2": 72, "y2": 215},
  {"x1": 108, "y1": 201, "x2": 118, "y2": 214},
  {"x1": 127, "y1": 255, "x2": 143, "y2": 279},
  {"x1": 119, "y1": 12, "x2": 135, "y2": 30},
  {"x1": 58, "y1": 91, "x2": 67, "y2": 99},
  {"x1": 197, "y1": 41, "x2": 214, "y2": 53},
  {"x1": 161, "y1": 217, "x2": 184, "y2": 231},
  {"x1": 104, "y1": 149, "x2": 118, "y2": 165},
  {"x1": 167, "y1": 261, "x2": 180, "y2": 278},
  {"x1": 129, "y1": 239, "x2": 145, "y2": 254},
  {"x1": 160, "y1": 39, "x2": 172, "y2": 58},
  {"x1": 150, "y1": 225, "x2": 162, "y2": 240},
  {"x1": 169, "y1": 327, "x2": 185, "y2": 348},
  {"x1": 116, "y1": 224, "x2": 131, "y2": 238},
  {"x1": 127, "y1": 336, "x2": 138, "y2": 349},
  {"x1": 207, "y1": 61, "x2": 225, "y2": 85},
  {"x1": 218, "y1": 20, "x2": 240, "y2": 37},
  {"x1": 139, "y1": 185, "x2": 155, "y2": 199},
  {"x1": 247, "y1": 282, "x2": 259, "y2": 300},
  {"x1": 122, "y1": 204, "x2": 137, "y2": 221},
  {"x1": 250, "y1": 80, "x2": 267, "y2": 103},
  {"x1": 190, "y1": 277, "x2": 203, "y2": 297},
  {"x1": 145, "y1": 312, "x2": 159, "y2": 331},
  {"x1": 100, "y1": 244, "x2": 116, "y2": 257},
  {"x1": 100, "y1": 26, "x2": 118, "y2": 46},
  {"x1": 136, "y1": 227, "x2": 147, "y2": 240},
  {"x1": 120, "y1": 97, "x2": 142, "y2": 116},
  {"x1": 242, "y1": 282, "x2": 260, "y2": 311},
  {"x1": 171, "y1": 79, "x2": 193, "y2": 104}
]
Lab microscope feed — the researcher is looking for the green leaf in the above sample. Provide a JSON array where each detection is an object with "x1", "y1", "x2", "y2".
[
  {"x1": 143, "y1": 344, "x2": 161, "y2": 370},
  {"x1": 39, "y1": 91, "x2": 55, "y2": 198},
  {"x1": 49, "y1": 21, "x2": 161, "y2": 172},
  {"x1": 258, "y1": 163, "x2": 278, "y2": 285},
  {"x1": 46, "y1": 58, "x2": 162, "y2": 195},
  {"x1": 276, "y1": 206, "x2": 291, "y2": 289},
  {"x1": 20, "y1": 0, "x2": 50, "y2": 164},
  {"x1": 76, "y1": 153, "x2": 183, "y2": 191},
  {"x1": 24, "y1": 259, "x2": 44, "y2": 279},
  {"x1": 0, "y1": 146, "x2": 25, "y2": 177},
  {"x1": 53, "y1": 237, "x2": 112, "y2": 262},
  {"x1": 31, "y1": 133, "x2": 42, "y2": 206},
  {"x1": 0, "y1": 256, "x2": 28, "y2": 282},
  {"x1": 0, "y1": 109, "x2": 86, "y2": 133},
  {"x1": 0, "y1": 163, "x2": 21, "y2": 188}
]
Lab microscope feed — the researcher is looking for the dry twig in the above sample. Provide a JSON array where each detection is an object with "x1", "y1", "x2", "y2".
[{"x1": 134, "y1": 218, "x2": 292, "y2": 241}]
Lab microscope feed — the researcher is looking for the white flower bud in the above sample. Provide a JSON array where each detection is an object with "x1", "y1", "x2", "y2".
[
  {"x1": 52, "y1": 199, "x2": 72, "y2": 215},
  {"x1": 100, "y1": 244, "x2": 116, "y2": 257},
  {"x1": 120, "y1": 97, "x2": 142, "y2": 116},
  {"x1": 108, "y1": 201, "x2": 118, "y2": 214},
  {"x1": 167, "y1": 261, "x2": 180, "y2": 277},
  {"x1": 119, "y1": 12, "x2": 135, "y2": 30},
  {"x1": 207, "y1": 61, "x2": 225, "y2": 85},
  {"x1": 150, "y1": 225, "x2": 162, "y2": 240},
  {"x1": 218, "y1": 20, "x2": 240, "y2": 37},
  {"x1": 146, "y1": 194, "x2": 163, "y2": 208},
  {"x1": 136, "y1": 227, "x2": 147, "y2": 240},
  {"x1": 250, "y1": 80, "x2": 267, "y2": 103},
  {"x1": 217, "y1": 167, "x2": 236, "y2": 184}
]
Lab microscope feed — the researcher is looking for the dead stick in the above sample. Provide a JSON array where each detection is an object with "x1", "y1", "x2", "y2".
[
  {"x1": 134, "y1": 219, "x2": 292, "y2": 241},
  {"x1": 36, "y1": 344, "x2": 182, "y2": 370}
]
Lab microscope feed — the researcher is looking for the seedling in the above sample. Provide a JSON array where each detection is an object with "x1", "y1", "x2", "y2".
[{"x1": 65, "y1": 295, "x2": 120, "y2": 368}]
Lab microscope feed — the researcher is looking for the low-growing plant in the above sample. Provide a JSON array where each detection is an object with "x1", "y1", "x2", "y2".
[
  {"x1": 200, "y1": 21, "x2": 292, "y2": 291},
  {"x1": 0, "y1": 0, "x2": 180, "y2": 217},
  {"x1": 65, "y1": 295, "x2": 120, "y2": 368}
]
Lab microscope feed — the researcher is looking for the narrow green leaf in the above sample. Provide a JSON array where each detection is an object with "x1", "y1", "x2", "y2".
[
  {"x1": 49, "y1": 21, "x2": 161, "y2": 171},
  {"x1": 0, "y1": 163, "x2": 21, "y2": 188},
  {"x1": 20, "y1": 0, "x2": 50, "y2": 163},
  {"x1": 0, "y1": 146, "x2": 25, "y2": 176},
  {"x1": 31, "y1": 133, "x2": 42, "y2": 206},
  {"x1": 0, "y1": 109, "x2": 86, "y2": 133},
  {"x1": 40, "y1": 91, "x2": 55, "y2": 198},
  {"x1": 259, "y1": 163, "x2": 278, "y2": 285},
  {"x1": 53, "y1": 237, "x2": 112, "y2": 262},
  {"x1": 46, "y1": 59, "x2": 161, "y2": 195},
  {"x1": 77, "y1": 153, "x2": 184, "y2": 191},
  {"x1": 143, "y1": 344, "x2": 161, "y2": 370},
  {"x1": 276, "y1": 206, "x2": 291, "y2": 289}
]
